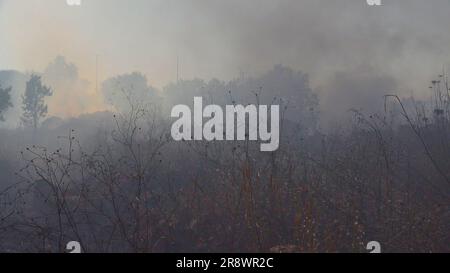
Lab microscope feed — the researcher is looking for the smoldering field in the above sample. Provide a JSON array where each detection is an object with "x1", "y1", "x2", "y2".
[
  {"x1": 0, "y1": 63, "x2": 448, "y2": 253},
  {"x1": 0, "y1": 0, "x2": 449, "y2": 252}
]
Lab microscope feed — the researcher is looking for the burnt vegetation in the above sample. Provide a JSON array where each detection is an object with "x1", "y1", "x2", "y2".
[{"x1": 0, "y1": 65, "x2": 448, "y2": 253}]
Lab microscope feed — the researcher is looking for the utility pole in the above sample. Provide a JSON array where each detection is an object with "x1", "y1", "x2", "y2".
[
  {"x1": 96, "y1": 54, "x2": 99, "y2": 94},
  {"x1": 177, "y1": 55, "x2": 179, "y2": 83}
]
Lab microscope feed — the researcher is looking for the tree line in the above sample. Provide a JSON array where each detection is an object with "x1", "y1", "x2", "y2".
[{"x1": 0, "y1": 75, "x2": 52, "y2": 129}]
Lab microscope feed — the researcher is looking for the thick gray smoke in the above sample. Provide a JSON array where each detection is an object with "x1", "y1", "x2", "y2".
[{"x1": 1, "y1": 0, "x2": 450, "y2": 125}]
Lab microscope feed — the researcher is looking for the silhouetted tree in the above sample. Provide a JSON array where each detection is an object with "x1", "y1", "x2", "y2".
[
  {"x1": 0, "y1": 85, "x2": 13, "y2": 122},
  {"x1": 43, "y1": 56, "x2": 89, "y2": 118},
  {"x1": 163, "y1": 65, "x2": 320, "y2": 133},
  {"x1": 102, "y1": 72, "x2": 159, "y2": 112},
  {"x1": 21, "y1": 75, "x2": 52, "y2": 129}
]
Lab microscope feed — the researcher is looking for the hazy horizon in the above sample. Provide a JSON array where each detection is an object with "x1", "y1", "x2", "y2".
[{"x1": 1, "y1": 0, "x2": 450, "y2": 123}]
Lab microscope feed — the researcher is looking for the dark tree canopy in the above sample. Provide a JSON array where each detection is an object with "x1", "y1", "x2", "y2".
[
  {"x1": 163, "y1": 65, "x2": 319, "y2": 132},
  {"x1": 0, "y1": 85, "x2": 13, "y2": 122},
  {"x1": 102, "y1": 72, "x2": 159, "y2": 112},
  {"x1": 21, "y1": 75, "x2": 53, "y2": 129}
]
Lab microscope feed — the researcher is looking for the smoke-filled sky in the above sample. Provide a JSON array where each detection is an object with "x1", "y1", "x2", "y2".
[{"x1": 1, "y1": 0, "x2": 450, "y2": 120}]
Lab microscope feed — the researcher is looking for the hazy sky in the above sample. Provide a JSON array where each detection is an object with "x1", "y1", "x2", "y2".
[{"x1": 1, "y1": 0, "x2": 450, "y2": 118}]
